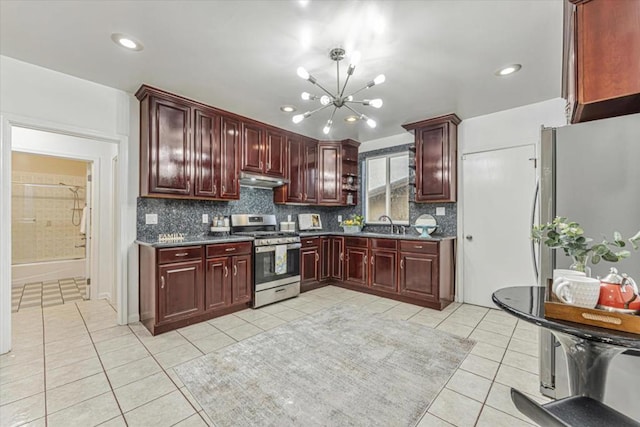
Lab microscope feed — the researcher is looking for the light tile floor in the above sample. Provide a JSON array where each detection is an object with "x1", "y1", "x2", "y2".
[
  {"x1": 11, "y1": 277, "x2": 87, "y2": 312},
  {"x1": 0, "y1": 286, "x2": 547, "y2": 426}
]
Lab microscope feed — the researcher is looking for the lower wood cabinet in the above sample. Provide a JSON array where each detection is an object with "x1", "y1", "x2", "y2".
[
  {"x1": 300, "y1": 237, "x2": 320, "y2": 291},
  {"x1": 369, "y1": 239, "x2": 398, "y2": 294},
  {"x1": 344, "y1": 237, "x2": 369, "y2": 287},
  {"x1": 139, "y1": 241, "x2": 252, "y2": 335},
  {"x1": 320, "y1": 237, "x2": 331, "y2": 281},
  {"x1": 330, "y1": 237, "x2": 344, "y2": 281}
]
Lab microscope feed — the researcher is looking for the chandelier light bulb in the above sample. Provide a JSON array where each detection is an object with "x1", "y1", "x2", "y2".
[
  {"x1": 320, "y1": 95, "x2": 332, "y2": 106},
  {"x1": 297, "y1": 67, "x2": 310, "y2": 80},
  {"x1": 373, "y1": 74, "x2": 386, "y2": 85},
  {"x1": 301, "y1": 92, "x2": 311, "y2": 100},
  {"x1": 366, "y1": 118, "x2": 377, "y2": 128},
  {"x1": 368, "y1": 99, "x2": 383, "y2": 108},
  {"x1": 323, "y1": 119, "x2": 333, "y2": 135},
  {"x1": 292, "y1": 114, "x2": 305, "y2": 124},
  {"x1": 346, "y1": 95, "x2": 353, "y2": 102}
]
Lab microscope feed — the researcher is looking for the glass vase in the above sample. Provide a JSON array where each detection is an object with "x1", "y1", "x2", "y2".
[{"x1": 570, "y1": 254, "x2": 591, "y2": 277}]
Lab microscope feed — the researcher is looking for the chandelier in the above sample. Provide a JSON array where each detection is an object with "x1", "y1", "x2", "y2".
[{"x1": 292, "y1": 47, "x2": 385, "y2": 135}]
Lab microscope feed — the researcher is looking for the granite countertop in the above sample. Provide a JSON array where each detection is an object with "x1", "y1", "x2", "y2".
[
  {"x1": 299, "y1": 231, "x2": 456, "y2": 241},
  {"x1": 136, "y1": 235, "x2": 254, "y2": 248}
]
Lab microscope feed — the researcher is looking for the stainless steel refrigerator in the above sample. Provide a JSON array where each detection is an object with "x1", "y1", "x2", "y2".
[{"x1": 537, "y1": 112, "x2": 640, "y2": 419}]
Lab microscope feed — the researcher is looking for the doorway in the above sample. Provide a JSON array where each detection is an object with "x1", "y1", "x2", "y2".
[
  {"x1": 462, "y1": 144, "x2": 537, "y2": 307},
  {"x1": 11, "y1": 152, "x2": 92, "y2": 311}
]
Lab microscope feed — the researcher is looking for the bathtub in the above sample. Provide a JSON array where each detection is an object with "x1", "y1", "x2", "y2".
[{"x1": 12, "y1": 258, "x2": 86, "y2": 286}]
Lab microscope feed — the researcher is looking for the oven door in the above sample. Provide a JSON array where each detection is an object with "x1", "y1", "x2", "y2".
[{"x1": 254, "y1": 243, "x2": 301, "y2": 290}]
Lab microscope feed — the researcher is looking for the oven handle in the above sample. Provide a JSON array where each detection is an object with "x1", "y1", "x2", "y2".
[{"x1": 255, "y1": 243, "x2": 302, "y2": 253}]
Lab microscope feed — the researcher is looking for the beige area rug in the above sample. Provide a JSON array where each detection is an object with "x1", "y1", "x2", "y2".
[{"x1": 175, "y1": 304, "x2": 475, "y2": 427}]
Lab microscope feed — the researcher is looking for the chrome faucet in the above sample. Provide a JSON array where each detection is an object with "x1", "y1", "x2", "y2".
[{"x1": 378, "y1": 215, "x2": 395, "y2": 234}]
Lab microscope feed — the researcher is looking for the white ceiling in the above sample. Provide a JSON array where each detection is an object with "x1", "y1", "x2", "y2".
[{"x1": 0, "y1": 0, "x2": 563, "y2": 142}]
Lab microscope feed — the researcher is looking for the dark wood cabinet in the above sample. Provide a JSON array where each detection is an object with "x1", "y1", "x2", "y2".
[
  {"x1": 303, "y1": 140, "x2": 318, "y2": 204},
  {"x1": 265, "y1": 129, "x2": 286, "y2": 177},
  {"x1": 320, "y1": 237, "x2": 331, "y2": 281},
  {"x1": 139, "y1": 241, "x2": 251, "y2": 335},
  {"x1": 345, "y1": 247, "x2": 368, "y2": 287},
  {"x1": 398, "y1": 239, "x2": 454, "y2": 309},
  {"x1": 300, "y1": 238, "x2": 320, "y2": 287},
  {"x1": 369, "y1": 239, "x2": 397, "y2": 293},
  {"x1": 340, "y1": 140, "x2": 360, "y2": 206},
  {"x1": 275, "y1": 137, "x2": 304, "y2": 203},
  {"x1": 240, "y1": 121, "x2": 264, "y2": 174},
  {"x1": 330, "y1": 237, "x2": 344, "y2": 281},
  {"x1": 158, "y1": 260, "x2": 203, "y2": 324},
  {"x1": 240, "y1": 124, "x2": 286, "y2": 178},
  {"x1": 317, "y1": 143, "x2": 341, "y2": 205},
  {"x1": 219, "y1": 115, "x2": 240, "y2": 199},
  {"x1": 564, "y1": 0, "x2": 640, "y2": 123},
  {"x1": 137, "y1": 86, "x2": 239, "y2": 201},
  {"x1": 402, "y1": 114, "x2": 460, "y2": 203}
]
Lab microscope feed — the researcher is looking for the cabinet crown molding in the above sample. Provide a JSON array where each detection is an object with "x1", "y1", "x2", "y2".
[{"x1": 401, "y1": 113, "x2": 461, "y2": 131}]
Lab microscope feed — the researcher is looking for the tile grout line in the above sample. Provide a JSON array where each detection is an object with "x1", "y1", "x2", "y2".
[
  {"x1": 41, "y1": 304, "x2": 49, "y2": 427},
  {"x1": 73, "y1": 301, "x2": 129, "y2": 426}
]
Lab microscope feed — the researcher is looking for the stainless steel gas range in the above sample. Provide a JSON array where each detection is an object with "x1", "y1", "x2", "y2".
[{"x1": 230, "y1": 214, "x2": 301, "y2": 308}]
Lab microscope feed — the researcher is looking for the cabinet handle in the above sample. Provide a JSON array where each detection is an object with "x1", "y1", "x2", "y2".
[
  {"x1": 160, "y1": 276, "x2": 165, "y2": 289},
  {"x1": 267, "y1": 162, "x2": 271, "y2": 170},
  {"x1": 213, "y1": 183, "x2": 217, "y2": 194},
  {"x1": 371, "y1": 256, "x2": 374, "y2": 265},
  {"x1": 414, "y1": 245, "x2": 423, "y2": 249},
  {"x1": 363, "y1": 255, "x2": 367, "y2": 265},
  {"x1": 340, "y1": 252, "x2": 344, "y2": 261},
  {"x1": 298, "y1": 193, "x2": 303, "y2": 200},
  {"x1": 233, "y1": 264, "x2": 238, "y2": 276},
  {"x1": 400, "y1": 259, "x2": 404, "y2": 269},
  {"x1": 222, "y1": 185, "x2": 226, "y2": 194},
  {"x1": 303, "y1": 193, "x2": 307, "y2": 200},
  {"x1": 225, "y1": 247, "x2": 236, "y2": 252},
  {"x1": 259, "y1": 160, "x2": 263, "y2": 169},
  {"x1": 315, "y1": 253, "x2": 319, "y2": 262},
  {"x1": 224, "y1": 265, "x2": 228, "y2": 277},
  {"x1": 174, "y1": 253, "x2": 189, "y2": 257},
  {"x1": 306, "y1": 240, "x2": 314, "y2": 244},
  {"x1": 186, "y1": 180, "x2": 190, "y2": 193}
]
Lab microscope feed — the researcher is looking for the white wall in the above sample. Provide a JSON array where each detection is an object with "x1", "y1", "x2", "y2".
[{"x1": 0, "y1": 56, "x2": 139, "y2": 353}]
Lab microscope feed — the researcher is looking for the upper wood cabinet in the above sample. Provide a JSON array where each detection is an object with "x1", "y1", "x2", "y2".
[
  {"x1": 264, "y1": 129, "x2": 286, "y2": 177},
  {"x1": 563, "y1": 0, "x2": 640, "y2": 123},
  {"x1": 317, "y1": 142, "x2": 341, "y2": 205},
  {"x1": 240, "y1": 123, "x2": 286, "y2": 178},
  {"x1": 402, "y1": 114, "x2": 460, "y2": 203},
  {"x1": 136, "y1": 85, "x2": 239, "y2": 200}
]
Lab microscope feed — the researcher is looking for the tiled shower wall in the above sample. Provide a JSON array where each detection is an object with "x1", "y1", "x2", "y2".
[
  {"x1": 137, "y1": 143, "x2": 457, "y2": 240},
  {"x1": 12, "y1": 172, "x2": 86, "y2": 263}
]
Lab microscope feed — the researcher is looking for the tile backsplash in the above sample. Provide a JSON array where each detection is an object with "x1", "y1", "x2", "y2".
[{"x1": 137, "y1": 142, "x2": 457, "y2": 241}]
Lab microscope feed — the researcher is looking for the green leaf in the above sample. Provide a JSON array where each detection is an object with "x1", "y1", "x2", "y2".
[
  {"x1": 615, "y1": 250, "x2": 631, "y2": 259},
  {"x1": 591, "y1": 254, "x2": 601, "y2": 264},
  {"x1": 614, "y1": 231, "x2": 623, "y2": 242},
  {"x1": 602, "y1": 252, "x2": 619, "y2": 262}
]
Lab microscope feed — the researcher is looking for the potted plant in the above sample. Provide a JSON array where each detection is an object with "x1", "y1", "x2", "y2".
[
  {"x1": 531, "y1": 216, "x2": 640, "y2": 274},
  {"x1": 341, "y1": 214, "x2": 365, "y2": 234}
]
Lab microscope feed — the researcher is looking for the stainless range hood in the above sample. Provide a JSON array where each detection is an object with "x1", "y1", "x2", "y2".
[{"x1": 238, "y1": 172, "x2": 288, "y2": 189}]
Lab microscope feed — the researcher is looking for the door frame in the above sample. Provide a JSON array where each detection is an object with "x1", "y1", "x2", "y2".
[
  {"x1": 0, "y1": 113, "x2": 129, "y2": 354},
  {"x1": 457, "y1": 141, "x2": 538, "y2": 304}
]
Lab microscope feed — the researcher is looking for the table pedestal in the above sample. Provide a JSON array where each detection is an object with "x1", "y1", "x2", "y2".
[{"x1": 553, "y1": 331, "x2": 627, "y2": 401}]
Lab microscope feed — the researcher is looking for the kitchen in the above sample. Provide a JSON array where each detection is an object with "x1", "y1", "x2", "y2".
[{"x1": 1, "y1": 1, "x2": 640, "y2": 426}]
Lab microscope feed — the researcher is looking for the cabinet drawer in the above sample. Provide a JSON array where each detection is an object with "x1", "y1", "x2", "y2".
[
  {"x1": 370, "y1": 238, "x2": 397, "y2": 250},
  {"x1": 400, "y1": 240, "x2": 438, "y2": 254},
  {"x1": 206, "y1": 241, "x2": 252, "y2": 258},
  {"x1": 302, "y1": 237, "x2": 320, "y2": 248},
  {"x1": 158, "y1": 246, "x2": 203, "y2": 264},
  {"x1": 344, "y1": 237, "x2": 368, "y2": 248}
]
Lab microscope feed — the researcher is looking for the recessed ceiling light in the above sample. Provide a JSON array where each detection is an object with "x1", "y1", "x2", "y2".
[
  {"x1": 344, "y1": 115, "x2": 359, "y2": 123},
  {"x1": 111, "y1": 33, "x2": 144, "y2": 51},
  {"x1": 495, "y1": 64, "x2": 522, "y2": 76},
  {"x1": 280, "y1": 105, "x2": 297, "y2": 113}
]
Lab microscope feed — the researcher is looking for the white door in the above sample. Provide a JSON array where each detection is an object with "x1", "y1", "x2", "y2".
[{"x1": 462, "y1": 145, "x2": 536, "y2": 307}]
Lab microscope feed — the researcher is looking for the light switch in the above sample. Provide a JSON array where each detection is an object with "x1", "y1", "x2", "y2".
[
  {"x1": 145, "y1": 213, "x2": 158, "y2": 225},
  {"x1": 337, "y1": 215, "x2": 343, "y2": 223},
  {"x1": 435, "y1": 207, "x2": 446, "y2": 216},
  {"x1": 202, "y1": 214, "x2": 209, "y2": 224}
]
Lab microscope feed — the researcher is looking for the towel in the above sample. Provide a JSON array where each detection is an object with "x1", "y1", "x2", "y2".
[
  {"x1": 80, "y1": 206, "x2": 88, "y2": 234},
  {"x1": 275, "y1": 244, "x2": 287, "y2": 275}
]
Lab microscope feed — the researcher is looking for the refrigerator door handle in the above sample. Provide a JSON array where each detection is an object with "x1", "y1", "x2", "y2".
[{"x1": 531, "y1": 179, "x2": 540, "y2": 282}]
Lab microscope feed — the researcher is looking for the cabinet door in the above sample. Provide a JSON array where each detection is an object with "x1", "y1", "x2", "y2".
[
  {"x1": 345, "y1": 247, "x2": 368, "y2": 287},
  {"x1": 318, "y1": 143, "x2": 341, "y2": 204},
  {"x1": 416, "y1": 123, "x2": 449, "y2": 202},
  {"x1": 204, "y1": 257, "x2": 229, "y2": 311},
  {"x1": 399, "y1": 253, "x2": 438, "y2": 301},
  {"x1": 194, "y1": 108, "x2": 221, "y2": 198},
  {"x1": 231, "y1": 254, "x2": 252, "y2": 304},
  {"x1": 330, "y1": 237, "x2": 344, "y2": 281},
  {"x1": 320, "y1": 238, "x2": 331, "y2": 281},
  {"x1": 265, "y1": 129, "x2": 286, "y2": 178},
  {"x1": 301, "y1": 247, "x2": 319, "y2": 284},
  {"x1": 286, "y1": 138, "x2": 304, "y2": 203},
  {"x1": 241, "y1": 122, "x2": 264, "y2": 174},
  {"x1": 220, "y1": 115, "x2": 240, "y2": 199},
  {"x1": 149, "y1": 97, "x2": 192, "y2": 195},
  {"x1": 370, "y1": 249, "x2": 397, "y2": 293},
  {"x1": 303, "y1": 140, "x2": 318, "y2": 203},
  {"x1": 158, "y1": 260, "x2": 203, "y2": 323}
]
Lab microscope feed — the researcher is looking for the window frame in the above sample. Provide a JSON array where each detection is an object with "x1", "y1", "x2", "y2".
[{"x1": 363, "y1": 151, "x2": 410, "y2": 225}]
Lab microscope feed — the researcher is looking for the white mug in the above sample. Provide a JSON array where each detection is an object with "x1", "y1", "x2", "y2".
[
  {"x1": 552, "y1": 269, "x2": 586, "y2": 295},
  {"x1": 555, "y1": 276, "x2": 601, "y2": 308}
]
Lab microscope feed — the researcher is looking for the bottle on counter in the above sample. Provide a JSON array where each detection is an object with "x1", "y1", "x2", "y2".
[{"x1": 223, "y1": 216, "x2": 229, "y2": 227}]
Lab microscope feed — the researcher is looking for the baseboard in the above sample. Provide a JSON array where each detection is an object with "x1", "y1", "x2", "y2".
[{"x1": 127, "y1": 313, "x2": 140, "y2": 324}]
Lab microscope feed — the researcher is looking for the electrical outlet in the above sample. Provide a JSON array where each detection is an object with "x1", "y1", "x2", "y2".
[
  {"x1": 435, "y1": 207, "x2": 446, "y2": 216},
  {"x1": 202, "y1": 214, "x2": 209, "y2": 224},
  {"x1": 145, "y1": 213, "x2": 158, "y2": 225},
  {"x1": 337, "y1": 215, "x2": 343, "y2": 223}
]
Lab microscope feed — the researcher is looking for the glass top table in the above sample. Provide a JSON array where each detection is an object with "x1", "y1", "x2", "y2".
[{"x1": 493, "y1": 286, "x2": 640, "y2": 401}]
